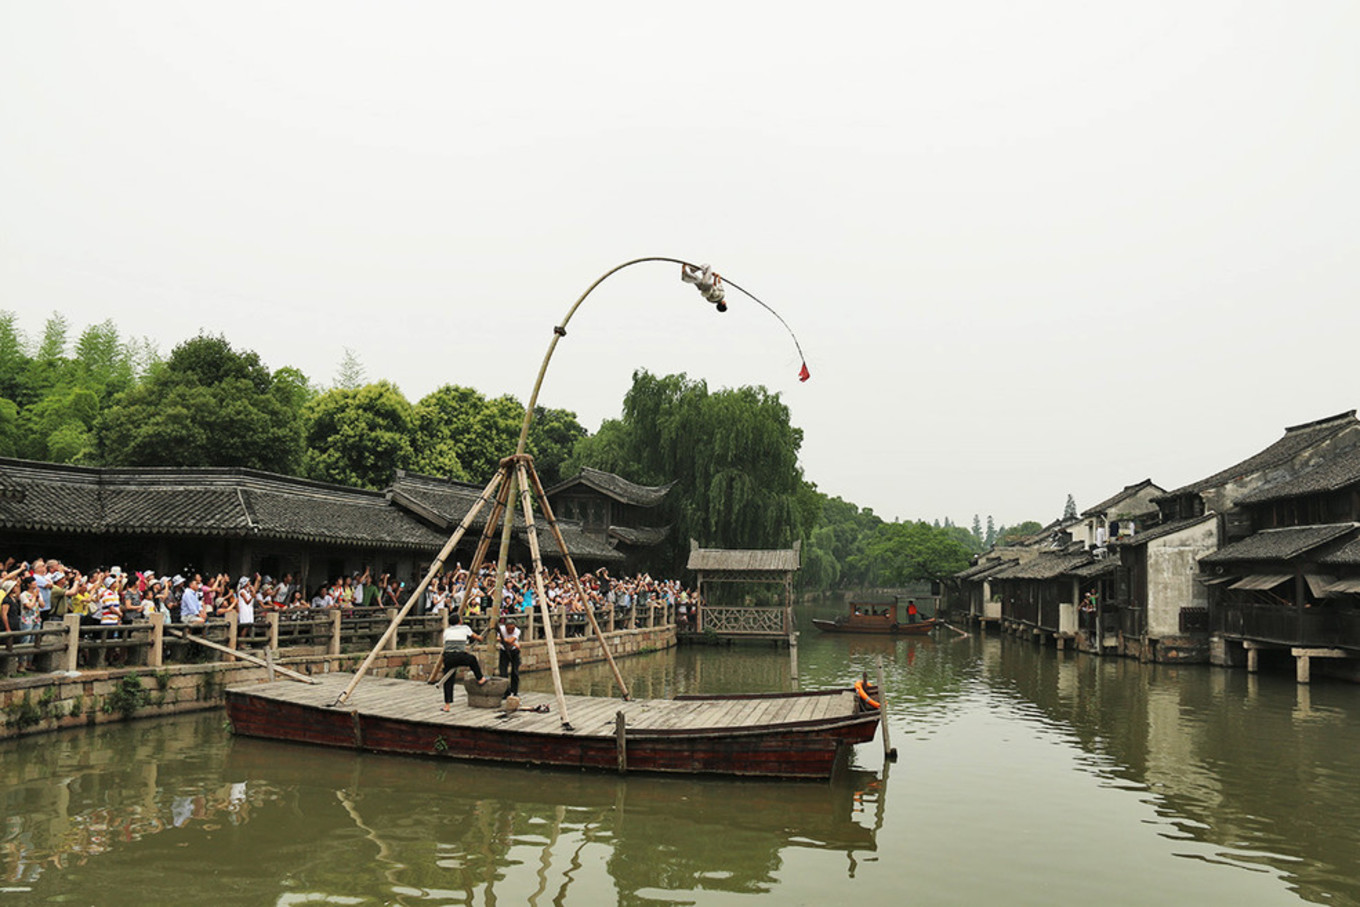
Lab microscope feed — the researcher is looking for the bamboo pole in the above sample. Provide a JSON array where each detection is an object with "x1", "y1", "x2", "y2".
[
  {"x1": 330, "y1": 469, "x2": 506, "y2": 707},
  {"x1": 514, "y1": 458, "x2": 572, "y2": 728},
  {"x1": 427, "y1": 468, "x2": 516, "y2": 685},
  {"x1": 525, "y1": 458, "x2": 630, "y2": 700},
  {"x1": 165, "y1": 627, "x2": 315, "y2": 684}
]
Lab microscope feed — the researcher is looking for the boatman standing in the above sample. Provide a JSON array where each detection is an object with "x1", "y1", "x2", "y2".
[
  {"x1": 441, "y1": 614, "x2": 487, "y2": 711},
  {"x1": 498, "y1": 615, "x2": 522, "y2": 697},
  {"x1": 906, "y1": 600, "x2": 919, "y2": 623}
]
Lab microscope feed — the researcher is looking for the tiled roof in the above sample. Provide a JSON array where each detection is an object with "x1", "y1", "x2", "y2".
[
  {"x1": 955, "y1": 557, "x2": 1017, "y2": 580},
  {"x1": 1080, "y1": 479, "x2": 1163, "y2": 518},
  {"x1": 547, "y1": 467, "x2": 673, "y2": 507},
  {"x1": 1071, "y1": 557, "x2": 1119, "y2": 579},
  {"x1": 687, "y1": 547, "x2": 800, "y2": 573},
  {"x1": 1321, "y1": 537, "x2": 1360, "y2": 567},
  {"x1": 1156, "y1": 411, "x2": 1360, "y2": 500},
  {"x1": 0, "y1": 459, "x2": 446, "y2": 549},
  {"x1": 1114, "y1": 514, "x2": 1216, "y2": 547},
  {"x1": 1200, "y1": 523, "x2": 1360, "y2": 564},
  {"x1": 608, "y1": 525, "x2": 669, "y2": 546},
  {"x1": 989, "y1": 551, "x2": 1093, "y2": 581},
  {"x1": 388, "y1": 471, "x2": 625, "y2": 562},
  {"x1": 1236, "y1": 446, "x2": 1360, "y2": 505}
]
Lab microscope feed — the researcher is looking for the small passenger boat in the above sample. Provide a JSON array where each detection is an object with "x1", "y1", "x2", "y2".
[
  {"x1": 226, "y1": 672, "x2": 881, "y2": 780},
  {"x1": 812, "y1": 600, "x2": 939, "y2": 636}
]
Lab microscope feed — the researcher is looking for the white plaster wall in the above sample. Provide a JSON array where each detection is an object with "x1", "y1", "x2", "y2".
[{"x1": 1147, "y1": 519, "x2": 1218, "y2": 638}]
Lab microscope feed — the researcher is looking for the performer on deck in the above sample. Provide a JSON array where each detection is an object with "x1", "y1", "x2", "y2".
[
  {"x1": 498, "y1": 615, "x2": 522, "y2": 697},
  {"x1": 441, "y1": 614, "x2": 487, "y2": 711}
]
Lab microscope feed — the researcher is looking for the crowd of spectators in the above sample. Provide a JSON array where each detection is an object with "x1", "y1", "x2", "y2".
[{"x1": 1, "y1": 557, "x2": 701, "y2": 671}]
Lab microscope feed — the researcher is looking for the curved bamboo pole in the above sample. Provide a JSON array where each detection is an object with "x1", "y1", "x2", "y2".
[{"x1": 338, "y1": 256, "x2": 777, "y2": 710}]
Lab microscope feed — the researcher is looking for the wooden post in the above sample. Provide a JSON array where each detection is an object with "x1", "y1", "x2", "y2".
[
  {"x1": 149, "y1": 610, "x2": 164, "y2": 668},
  {"x1": 615, "y1": 711, "x2": 627, "y2": 774},
  {"x1": 1297, "y1": 653, "x2": 1311, "y2": 684},
  {"x1": 227, "y1": 611, "x2": 239, "y2": 661},
  {"x1": 329, "y1": 609, "x2": 342, "y2": 656},
  {"x1": 264, "y1": 646, "x2": 277, "y2": 682},
  {"x1": 386, "y1": 609, "x2": 399, "y2": 651},
  {"x1": 62, "y1": 613, "x2": 81, "y2": 673},
  {"x1": 1247, "y1": 646, "x2": 1259, "y2": 673},
  {"x1": 877, "y1": 655, "x2": 897, "y2": 761},
  {"x1": 788, "y1": 631, "x2": 799, "y2": 691},
  {"x1": 267, "y1": 610, "x2": 280, "y2": 651}
]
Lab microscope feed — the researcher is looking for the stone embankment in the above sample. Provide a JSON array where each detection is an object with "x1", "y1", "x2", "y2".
[{"x1": 0, "y1": 625, "x2": 674, "y2": 740}]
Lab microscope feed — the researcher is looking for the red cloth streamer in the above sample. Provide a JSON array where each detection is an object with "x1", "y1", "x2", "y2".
[{"x1": 798, "y1": 361, "x2": 811, "y2": 382}]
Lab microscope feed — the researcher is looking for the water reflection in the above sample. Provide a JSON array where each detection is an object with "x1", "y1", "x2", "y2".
[
  {"x1": 6, "y1": 602, "x2": 1358, "y2": 904},
  {"x1": 1, "y1": 712, "x2": 883, "y2": 904},
  {"x1": 977, "y1": 634, "x2": 1360, "y2": 905}
]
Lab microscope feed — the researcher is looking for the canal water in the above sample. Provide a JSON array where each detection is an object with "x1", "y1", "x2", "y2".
[{"x1": 4, "y1": 601, "x2": 1358, "y2": 905}]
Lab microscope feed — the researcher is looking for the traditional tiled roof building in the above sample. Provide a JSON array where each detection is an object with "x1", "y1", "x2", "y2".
[
  {"x1": 0, "y1": 458, "x2": 633, "y2": 595},
  {"x1": 545, "y1": 466, "x2": 673, "y2": 563}
]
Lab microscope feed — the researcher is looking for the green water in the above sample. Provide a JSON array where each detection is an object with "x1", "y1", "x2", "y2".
[{"x1": 4, "y1": 602, "x2": 1356, "y2": 905}]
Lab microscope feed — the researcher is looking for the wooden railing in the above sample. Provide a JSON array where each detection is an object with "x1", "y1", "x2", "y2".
[
  {"x1": 0, "y1": 601, "x2": 676, "y2": 679},
  {"x1": 1214, "y1": 603, "x2": 1360, "y2": 650},
  {"x1": 696, "y1": 606, "x2": 790, "y2": 636}
]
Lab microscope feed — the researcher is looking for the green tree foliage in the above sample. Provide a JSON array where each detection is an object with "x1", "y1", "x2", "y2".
[
  {"x1": 798, "y1": 492, "x2": 884, "y2": 592},
  {"x1": 334, "y1": 347, "x2": 366, "y2": 390},
  {"x1": 971, "y1": 513, "x2": 983, "y2": 547},
  {"x1": 409, "y1": 385, "x2": 520, "y2": 482},
  {"x1": 567, "y1": 370, "x2": 811, "y2": 573},
  {"x1": 996, "y1": 520, "x2": 1044, "y2": 546},
  {"x1": 0, "y1": 398, "x2": 18, "y2": 458},
  {"x1": 985, "y1": 514, "x2": 996, "y2": 548},
  {"x1": 864, "y1": 520, "x2": 973, "y2": 585},
  {"x1": 1063, "y1": 494, "x2": 1078, "y2": 520},
  {"x1": 303, "y1": 380, "x2": 414, "y2": 489},
  {"x1": 97, "y1": 334, "x2": 305, "y2": 473}
]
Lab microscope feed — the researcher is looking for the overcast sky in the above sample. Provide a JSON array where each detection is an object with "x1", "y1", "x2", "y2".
[{"x1": 3, "y1": 2, "x2": 1357, "y2": 528}]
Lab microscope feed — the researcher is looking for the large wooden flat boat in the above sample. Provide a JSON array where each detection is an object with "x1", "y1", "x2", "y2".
[
  {"x1": 812, "y1": 600, "x2": 939, "y2": 636},
  {"x1": 226, "y1": 672, "x2": 881, "y2": 780}
]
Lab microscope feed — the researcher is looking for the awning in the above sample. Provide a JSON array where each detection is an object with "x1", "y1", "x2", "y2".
[
  {"x1": 1228, "y1": 574, "x2": 1292, "y2": 591},
  {"x1": 1326, "y1": 578, "x2": 1360, "y2": 595},
  {"x1": 1197, "y1": 574, "x2": 1239, "y2": 586},
  {"x1": 1305, "y1": 574, "x2": 1338, "y2": 597}
]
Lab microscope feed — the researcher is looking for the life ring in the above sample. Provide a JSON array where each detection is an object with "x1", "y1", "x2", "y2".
[{"x1": 854, "y1": 680, "x2": 880, "y2": 710}]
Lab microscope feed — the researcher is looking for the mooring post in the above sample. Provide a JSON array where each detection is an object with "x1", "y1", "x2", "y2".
[
  {"x1": 62, "y1": 613, "x2": 81, "y2": 673},
  {"x1": 615, "y1": 711, "x2": 628, "y2": 774}
]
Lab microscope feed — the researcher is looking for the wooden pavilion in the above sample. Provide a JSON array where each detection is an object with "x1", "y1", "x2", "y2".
[{"x1": 685, "y1": 539, "x2": 800, "y2": 641}]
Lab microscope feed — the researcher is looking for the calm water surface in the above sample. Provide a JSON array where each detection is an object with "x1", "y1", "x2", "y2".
[{"x1": 4, "y1": 602, "x2": 1359, "y2": 905}]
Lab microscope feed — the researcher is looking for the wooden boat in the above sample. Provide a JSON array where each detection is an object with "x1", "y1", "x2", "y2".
[
  {"x1": 812, "y1": 600, "x2": 939, "y2": 636},
  {"x1": 226, "y1": 672, "x2": 881, "y2": 780}
]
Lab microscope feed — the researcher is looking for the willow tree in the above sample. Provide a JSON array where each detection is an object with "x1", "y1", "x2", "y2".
[{"x1": 568, "y1": 370, "x2": 812, "y2": 574}]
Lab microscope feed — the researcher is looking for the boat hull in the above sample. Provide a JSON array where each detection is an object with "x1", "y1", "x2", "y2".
[
  {"x1": 811, "y1": 618, "x2": 939, "y2": 636},
  {"x1": 225, "y1": 674, "x2": 880, "y2": 781}
]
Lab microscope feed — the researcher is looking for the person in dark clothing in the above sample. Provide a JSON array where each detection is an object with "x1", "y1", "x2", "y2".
[
  {"x1": 441, "y1": 614, "x2": 487, "y2": 711},
  {"x1": 498, "y1": 615, "x2": 522, "y2": 697}
]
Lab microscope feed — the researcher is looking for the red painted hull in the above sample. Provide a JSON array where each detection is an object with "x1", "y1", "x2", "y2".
[
  {"x1": 225, "y1": 683, "x2": 881, "y2": 781},
  {"x1": 812, "y1": 618, "x2": 939, "y2": 636}
]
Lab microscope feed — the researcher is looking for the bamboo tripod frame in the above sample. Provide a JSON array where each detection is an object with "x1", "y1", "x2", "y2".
[
  {"x1": 332, "y1": 453, "x2": 632, "y2": 729},
  {"x1": 332, "y1": 257, "x2": 748, "y2": 724}
]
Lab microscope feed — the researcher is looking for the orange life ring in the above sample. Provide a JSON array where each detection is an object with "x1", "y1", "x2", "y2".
[{"x1": 854, "y1": 679, "x2": 880, "y2": 710}]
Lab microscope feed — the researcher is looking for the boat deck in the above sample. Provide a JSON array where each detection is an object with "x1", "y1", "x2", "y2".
[{"x1": 231, "y1": 673, "x2": 861, "y2": 739}]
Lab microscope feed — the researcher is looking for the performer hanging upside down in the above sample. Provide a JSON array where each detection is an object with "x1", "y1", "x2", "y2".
[{"x1": 441, "y1": 614, "x2": 487, "y2": 711}]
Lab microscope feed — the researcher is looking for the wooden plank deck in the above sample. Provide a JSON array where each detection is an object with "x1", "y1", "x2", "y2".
[{"x1": 230, "y1": 673, "x2": 860, "y2": 739}]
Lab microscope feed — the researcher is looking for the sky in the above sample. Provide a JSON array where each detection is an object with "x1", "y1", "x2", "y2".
[{"x1": 2, "y1": 2, "x2": 1358, "y2": 529}]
